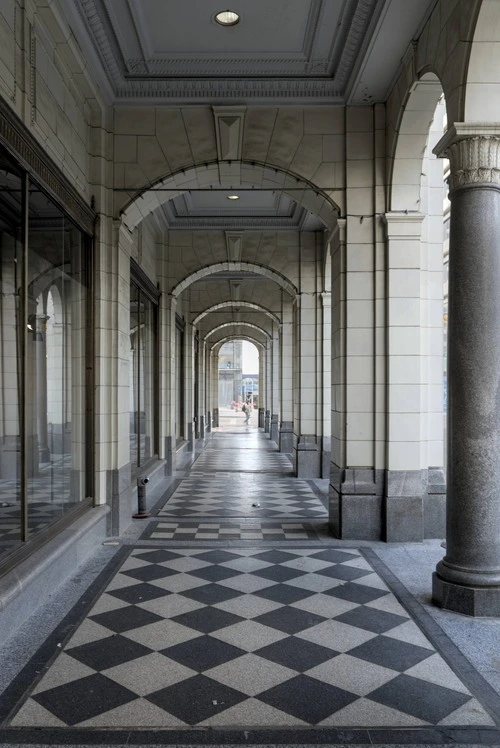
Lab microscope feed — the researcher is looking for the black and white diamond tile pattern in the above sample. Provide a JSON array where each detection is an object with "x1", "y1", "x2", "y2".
[
  {"x1": 142, "y1": 520, "x2": 320, "y2": 541},
  {"x1": 10, "y1": 547, "x2": 493, "y2": 728},
  {"x1": 158, "y1": 477, "x2": 326, "y2": 518},
  {"x1": 191, "y1": 450, "x2": 293, "y2": 474}
]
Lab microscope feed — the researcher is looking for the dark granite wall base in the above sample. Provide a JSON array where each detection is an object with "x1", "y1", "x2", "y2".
[
  {"x1": 294, "y1": 435, "x2": 320, "y2": 478},
  {"x1": 187, "y1": 422, "x2": 194, "y2": 452},
  {"x1": 258, "y1": 408, "x2": 265, "y2": 428},
  {"x1": 105, "y1": 463, "x2": 132, "y2": 536},
  {"x1": 206, "y1": 412, "x2": 211, "y2": 433},
  {"x1": 164, "y1": 436, "x2": 175, "y2": 476},
  {"x1": 264, "y1": 410, "x2": 270, "y2": 433},
  {"x1": 270, "y1": 414, "x2": 279, "y2": 443},
  {"x1": 212, "y1": 408, "x2": 219, "y2": 428},
  {"x1": 279, "y1": 421, "x2": 293, "y2": 453},
  {"x1": 329, "y1": 466, "x2": 446, "y2": 541}
]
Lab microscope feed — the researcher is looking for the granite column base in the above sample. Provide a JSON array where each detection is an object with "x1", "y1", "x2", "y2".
[
  {"x1": 270, "y1": 414, "x2": 279, "y2": 443},
  {"x1": 187, "y1": 422, "x2": 194, "y2": 453},
  {"x1": 264, "y1": 410, "x2": 270, "y2": 434},
  {"x1": 329, "y1": 467, "x2": 445, "y2": 541},
  {"x1": 258, "y1": 408, "x2": 265, "y2": 429},
  {"x1": 106, "y1": 462, "x2": 132, "y2": 536},
  {"x1": 164, "y1": 436, "x2": 175, "y2": 476},
  {"x1": 279, "y1": 421, "x2": 293, "y2": 453},
  {"x1": 294, "y1": 435, "x2": 320, "y2": 478}
]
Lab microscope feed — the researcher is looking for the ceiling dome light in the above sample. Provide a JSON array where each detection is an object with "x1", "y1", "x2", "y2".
[
  {"x1": 227, "y1": 194, "x2": 240, "y2": 200},
  {"x1": 215, "y1": 10, "x2": 240, "y2": 26}
]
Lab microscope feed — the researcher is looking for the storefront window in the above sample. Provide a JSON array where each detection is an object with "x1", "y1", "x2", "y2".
[
  {"x1": 0, "y1": 155, "x2": 23, "y2": 556},
  {"x1": 0, "y1": 146, "x2": 90, "y2": 562},
  {"x1": 129, "y1": 276, "x2": 158, "y2": 474}
]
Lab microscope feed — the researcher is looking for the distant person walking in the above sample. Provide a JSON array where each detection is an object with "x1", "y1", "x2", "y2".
[{"x1": 243, "y1": 400, "x2": 252, "y2": 425}]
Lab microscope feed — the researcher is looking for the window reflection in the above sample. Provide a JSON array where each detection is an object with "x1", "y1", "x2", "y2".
[
  {"x1": 130, "y1": 280, "x2": 157, "y2": 473},
  {"x1": 0, "y1": 158, "x2": 23, "y2": 555},
  {"x1": 26, "y1": 185, "x2": 88, "y2": 534},
  {"x1": 0, "y1": 150, "x2": 90, "y2": 562}
]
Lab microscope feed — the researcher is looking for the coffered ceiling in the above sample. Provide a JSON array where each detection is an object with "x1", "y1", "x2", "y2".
[
  {"x1": 66, "y1": 0, "x2": 437, "y2": 104},
  {"x1": 160, "y1": 190, "x2": 323, "y2": 230}
]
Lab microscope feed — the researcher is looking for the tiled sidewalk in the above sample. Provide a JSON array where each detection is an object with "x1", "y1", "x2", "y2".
[
  {"x1": 1, "y1": 428, "x2": 500, "y2": 745},
  {"x1": 7, "y1": 546, "x2": 493, "y2": 728}
]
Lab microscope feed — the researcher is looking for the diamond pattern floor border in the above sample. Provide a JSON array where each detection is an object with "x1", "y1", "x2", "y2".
[
  {"x1": 141, "y1": 520, "x2": 323, "y2": 541},
  {"x1": 157, "y1": 477, "x2": 327, "y2": 518},
  {"x1": 6, "y1": 545, "x2": 496, "y2": 730}
]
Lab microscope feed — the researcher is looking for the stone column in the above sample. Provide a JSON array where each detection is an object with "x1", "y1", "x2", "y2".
[
  {"x1": 383, "y1": 212, "x2": 425, "y2": 541},
  {"x1": 35, "y1": 314, "x2": 50, "y2": 463},
  {"x1": 293, "y1": 293, "x2": 321, "y2": 478},
  {"x1": 96, "y1": 219, "x2": 131, "y2": 531},
  {"x1": 161, "y1": 293, "x2": 177, "y2": 474},
  {"x1": 258, "y1": 349, "x2": 265, "y2": 428},
  {"x1": 432, "y1": 125, "x2": 500, "y2": 616},
  {"x1": 264, "y1": 345, "x2": 271, "y2": 433},
  {"x1": 321, "y1": 291, "x2": 332, "y2": 477},
  {"x1": 198, "y1": 340, "x2": 206, "y2": 439},
  {"x1": 270, "y1": 324, "x2": 280, "y2": 442},
  {"x1": 279, "y1": 300, "x2": 293, "y2": 453},
  {"x1": 210, "y1": 350, "x2": 219, "y2": 427}
]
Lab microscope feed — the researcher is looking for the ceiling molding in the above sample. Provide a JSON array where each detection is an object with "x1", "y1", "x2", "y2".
[{"x1": 68, "y1": 0, "x2": 383, "y2": 103}]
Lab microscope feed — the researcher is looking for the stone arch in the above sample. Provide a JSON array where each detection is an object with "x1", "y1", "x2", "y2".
[
  {"x1": 119, "y1": 160, "x2": 339, "y2": 234},
  {"x1": 389, "y1": 72, "x2": 444, "y2": 211},
  {"x1": 172, "y1": 262, "x2": 297, "y2": 299},
  {"x1": 464, "y1": 0, "x2": 500, "y2": 121},
  {"x1": 193, "y1": 302, "x2": 280, "y2": 327},
  {"x1": 204, "y1": 322, "x2": 271, "y2": 342},
  {"x1": 212, "y1": 336, "x2": 265, "y2": 355},
  {"x1": 385, "y1": 0, "x2": 483, "y2": 188}
]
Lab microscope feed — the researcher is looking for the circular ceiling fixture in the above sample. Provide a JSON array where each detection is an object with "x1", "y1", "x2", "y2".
[
  {"x1": 227, "y1": 194, "x2": 240, "y2": 200},
  {"x1": 215, "y1": 10, "x2": 240, "y2": 26}
]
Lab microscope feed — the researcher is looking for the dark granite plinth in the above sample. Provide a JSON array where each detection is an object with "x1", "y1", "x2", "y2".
[
  {"x1": 433, "y1": 572, "x2": 500, "y2": 617},
  {"x1": 279, "y1": 421, "x2": 293, "y2": 453},
  {"x1": 270, "y1": 414, "x2": 279, "y2": 443}
]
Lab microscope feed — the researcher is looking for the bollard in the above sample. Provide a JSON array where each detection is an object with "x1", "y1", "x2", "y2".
[{"x1": 133, "y1": 476, "x2": 150, "y2": 518}]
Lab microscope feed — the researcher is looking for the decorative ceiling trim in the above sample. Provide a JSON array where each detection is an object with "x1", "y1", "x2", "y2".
[
  {"x1": 114, "y1": 78, "x2": 344, "y2": 100},
  {"x1": 161, "y1": 216, "x2": 309, "y2": 229},
  {"x1": 71, "y1": 0, "x2": 381, "y2": 102},
  {"x1": 213, "y1": 107, "x2": 246, "y2": 161}
]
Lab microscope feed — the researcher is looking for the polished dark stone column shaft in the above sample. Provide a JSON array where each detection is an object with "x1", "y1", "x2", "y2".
[{"x1": 433, "y1": 129, "x2": 500, "y2": 616}]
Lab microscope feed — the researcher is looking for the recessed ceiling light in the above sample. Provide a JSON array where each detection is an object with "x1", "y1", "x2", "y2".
[
  {"x1": 227, "y1": 194, "x2": 240, "y2": 200},
  {"x1": 215, "y1": 10, "x2": 240, "y2": 26}
]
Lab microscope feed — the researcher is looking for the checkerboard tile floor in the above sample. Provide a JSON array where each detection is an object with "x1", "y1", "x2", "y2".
[
  {"x1": 191, "y1": 450, "x2": 294, "y2": 474},
  {"x1": 157, "y1": 476, "x2": 327, "y2": 518},
  {"x1": 143, "y1": 520, "x2": 321, "y2": 541},
  {"x1": 10, "y1": 546, "x2": 494, "y2": 728}
]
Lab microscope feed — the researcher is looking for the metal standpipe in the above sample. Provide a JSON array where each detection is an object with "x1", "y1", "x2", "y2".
[{"x1": 133, "y1": 476, "x2": 150, "y2": 518}]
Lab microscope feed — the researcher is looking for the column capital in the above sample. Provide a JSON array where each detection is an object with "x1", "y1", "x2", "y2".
[{"x1": 433, "y1": 123, "x2": 500, "y2": 190}]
